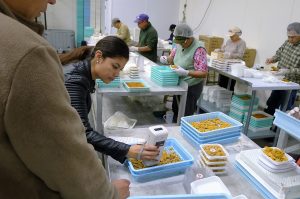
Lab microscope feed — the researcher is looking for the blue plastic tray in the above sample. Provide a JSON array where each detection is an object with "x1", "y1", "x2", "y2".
[
  {"x1": 234, "y1": 161, "x2": 276, "y2": 199},
  {"x1": 273, "y1": 110, "x2": 300, "y2": 139},
  {"x1": 127, "y1": 138, "x2": 193, "y2": 175},
  {"x1": 128, "y1": 193, "x2": 232, "y2": 199},
  {"x1": 180, "y1": 121, "x2": 241, "y2": 139},
  {"x1": 181, "y1": 126, "x2": 241, "y2": 143},
  {"x1": 122, "y1": 79, "x2": 150, "y2": 92},
  {"x1": 181, "y1": 112, "x2": 243, "y2": 135},
  {"x1": 182, "y1": 131, "x2": 240, "y2": 150},
  {"x1": 231, "y1": 95, "x2": 259, "y2": 106},
  {"x1": 151, "y1": 78, "x2": 179, "y2": 86},
  {"x1": 96, "y1": 78, "x2": 120, "y2": 88}
]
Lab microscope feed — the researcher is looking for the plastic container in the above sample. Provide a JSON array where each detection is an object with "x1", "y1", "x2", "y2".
[
  {"x1": 181, "y1": 130, "x2": 240, "y2": 150},
  {"x1": 199, "y1": 152, "x2": 227, "y2": 166},
  {"x1": 260, "y1": 147, "x2": 294, "y2": 166},
  {"x1": 181, "y1": 112, "x2": 243, "y2": 135},
  {"x1": 243, "y1": 111, "x2": 273, "y2": 128},
  {"x1": 122, "y1": 79, "x2": 150, "y2": 92},
  {"x1": 127, "y1": 138, "x2": 194, "y2": 182},
  {"x1": 96, "y1": 77, "x2": 120, "y2": 88},
  {"x1": 190, "y1": 176, "x2": 231, "y2": 196},
  {"x1": 151, "y1": 66, "x2": 179, "y2": 86},
  {"x1": 200, "y1": 144, "x2": 229, "y2": 161}
]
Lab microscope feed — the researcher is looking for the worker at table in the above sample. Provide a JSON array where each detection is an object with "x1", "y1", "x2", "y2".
[
  {"x1": 216, "y1": 26, "x2": 246, "y2": 91},
  {"x1": 64, "y1": 36, "x2": 159, "y2": 163},
  {"x1": 160, "y1": 23, "x2": 208, "y2": 122},
  {"x1": 111, "y1": 17, "x2": 131, "y2": 45},
  {"x1": 129, "y1": 13, "x2": 158, "y2": 62},
  {"x1": 264, "y1": 22, "x2": 300, "y2": 115}
]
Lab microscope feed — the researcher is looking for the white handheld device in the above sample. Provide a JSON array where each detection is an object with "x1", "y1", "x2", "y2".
[{"x1": 143, "y1": 125, "x2": 168, "y2": 167}]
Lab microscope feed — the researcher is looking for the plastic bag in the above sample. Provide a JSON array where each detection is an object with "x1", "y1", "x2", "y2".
[{"x1": 104, "y1": 111, "x2": 137, "y2": 130}]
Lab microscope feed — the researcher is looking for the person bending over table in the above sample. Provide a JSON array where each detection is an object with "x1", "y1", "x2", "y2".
[
  {"x1": 216, "y1": 26, "x2": 246, "y2": 91},
  {"x1": 160, "y1": 23, "x2": 208, "y2": 123},
  {"x1": 64, "y1": 36, "x2": 159, "y2": 163},
  {"x1": 264, "y1": 22, "x2": 300, "y2": 115}
]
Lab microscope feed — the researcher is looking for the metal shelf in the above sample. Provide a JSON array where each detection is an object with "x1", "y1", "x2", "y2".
[
  {"x1": 247, "y1": 129, "x2": 275, "y2": 139},
  {"x1": 197, "y1": 98, "x2": 229, "y2": 114}
]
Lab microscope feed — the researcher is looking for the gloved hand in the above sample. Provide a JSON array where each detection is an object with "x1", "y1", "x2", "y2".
[
  {"x1": 271, "y1": 68, "x2": 289, "y2": 76},
  {"x1": 172, "y1": 66, "x2": 189, "y2": 76},
  {"x1": 224, "y1": 52, "x2": 231, "y2": 59},
  {"x1": 129, "y1": 46, "x2": 138, "y2": 52},
  {"x1": 289, "y1": 107, "x2": 300, "y2": 120},
  {"x1": 159, "y1": 56, "x2": 169, "y2": 64},
  {"x1": 265, "y1": 58, "x2": 275, "y2": 64}
]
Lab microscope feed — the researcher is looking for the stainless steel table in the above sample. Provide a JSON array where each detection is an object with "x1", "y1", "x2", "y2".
[
  {"x1": 105, "y1": 126, "x2": 263, "y2": 198},
  {"x1": 207, "y1": 66, "x2": 300, "y2": 141},
  {"x1": 94, "y1": 53, "x2": 188, "y2": 131}
]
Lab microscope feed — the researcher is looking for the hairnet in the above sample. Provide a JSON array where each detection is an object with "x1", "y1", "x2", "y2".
[
  {"x1": 287, "y1": 22, "x2": 300, "y2": 36},
  {"x1": 228, "y1": 26, "x2": 242, "y2": 37},
  {"x1": 111, "y1": 18, "x2": 120, "y2": 26},
  {"x1": 173, "y1": 23, "x2": 193, "y2": 38}
]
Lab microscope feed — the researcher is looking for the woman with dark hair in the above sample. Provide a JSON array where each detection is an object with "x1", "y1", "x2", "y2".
[
  {"x1": 167, "y1": 24, "x2": 176, "y2": 44},
  {"x1": 65, "y1": 36, "x2": 159, "y2": 163}
]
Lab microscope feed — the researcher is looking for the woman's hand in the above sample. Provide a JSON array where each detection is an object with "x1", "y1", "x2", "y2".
[
  {"x1": 111, "y1": 179, "x2": 130, "y2": 199},
  {"x1": 127, "y1": 144, "x2": 159, "y2": 160}
]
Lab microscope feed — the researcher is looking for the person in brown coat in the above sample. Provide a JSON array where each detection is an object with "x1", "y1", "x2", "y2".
[{"x1": 0, "y1": 0, "x2": 129, "y2": 198}]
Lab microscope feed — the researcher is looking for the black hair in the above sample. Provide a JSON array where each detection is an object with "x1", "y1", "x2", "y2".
[
  {"x1": 91, "y1": 36, "x2": 129, "y2": 60},
  {"x1": 169, "y1": 24, "x2": 176, "y2": 31}
]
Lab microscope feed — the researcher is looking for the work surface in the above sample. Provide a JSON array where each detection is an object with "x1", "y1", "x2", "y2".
[{"x1": 105, "y1": 126, "x2": 263, "y2": 198}]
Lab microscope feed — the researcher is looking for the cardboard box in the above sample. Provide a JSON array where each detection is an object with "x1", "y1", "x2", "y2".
[
  {"x1": 199, "y1": 35, "x2": 224, "y2": 55},
  {"x1": 243, "y1": 48, "x2": 256, "y2": 68}
]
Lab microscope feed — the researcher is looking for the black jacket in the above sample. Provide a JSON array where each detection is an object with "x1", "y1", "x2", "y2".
[{"x1": 64, "y1": 60, "x2": 130, "y2": 163}]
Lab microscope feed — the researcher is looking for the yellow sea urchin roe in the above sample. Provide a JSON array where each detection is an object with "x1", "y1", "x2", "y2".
[
  {"x1": 129, "y1": 147, "x2": 181, "y2": 169},
  {"x1": 191, "y1": 118, "x2": 231, "y2": 132},
  {"x1": 126, "y1": 82, "x2": 145, "y2": 88},
  {"x1": 203, "y1": 145, "x2": 226, "y2": 156},
  {"x1": 263, "y1": 147, "x2": 288, "y2": 162}
]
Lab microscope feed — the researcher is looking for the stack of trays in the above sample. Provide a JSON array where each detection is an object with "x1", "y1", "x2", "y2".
[
  {"x1": 242, "y1": 111, "x2": 274, "y2": 132},
  {"x1": 122, "y1": 79, "x2": 150, "y2": 92},
  {"x1": 211, "y1": 59, "x2": 242, "y2": 72},
  {"x1": 151, "y1": 66, "x2": 179, "y2": 86},
  {"x1": 258, "y1": 147, "x2": 297, "y2": 173},
  {"x1": 181, "y1": 112, "x2": 243, "y2": 149},
  {"x1": 235, "y1": 149, "x2": 300, "y2": 199},
  {"x1": 126, "y1": 138, "x2": 194, "y2": 182},
  {"x1": 96, "y1": 76, "x2": 120, "y2": 88},
  {"x1": 129, "y1": 66, "x2": 139, "y2": 79},
  {"x1": 198, "y1": 144, "x2": 229, "y2": 175},
  {"x1": 229, "y1": 94, "x2": 258, "y2": 122}
]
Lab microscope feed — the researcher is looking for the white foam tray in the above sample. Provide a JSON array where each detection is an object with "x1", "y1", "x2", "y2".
[
  {"x1": 190, "y1": 176, "x2": 231, "y2": 196},
  {"x1": 238, "y1": 149, "x2": 300, "y2": 198}
]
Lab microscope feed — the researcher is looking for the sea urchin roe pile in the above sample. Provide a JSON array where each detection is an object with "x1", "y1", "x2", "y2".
[
  {"x1": 203, "y1": 145, "x2": 226, "y2": 156},
  {"x1": 191, "y1": 118, "x2": 231, "y2": 132},
  {"x1": 126, "y1": 82, "x2": 145, "y2": 88},
  {"x1": 263, "y1": 146, "x2": 288, "y2": 162},
  {"x1": 253, "y1": 113, "x2": 268, "y2": 118},
  {"x1": 129, "y1": 147, "x2": 181, "y2": 169}
]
